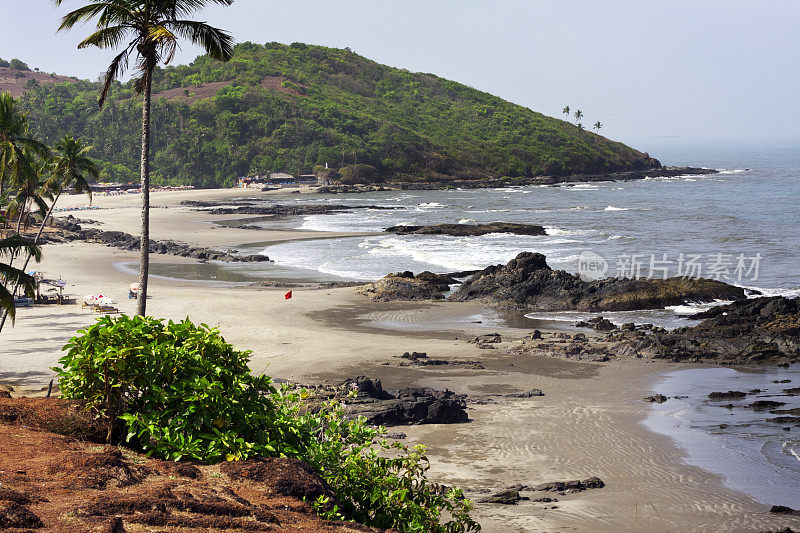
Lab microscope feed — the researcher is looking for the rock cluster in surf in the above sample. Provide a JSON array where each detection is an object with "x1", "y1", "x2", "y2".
[
  {"x1": 449, "y1": 252, "x2": 746, "y2": 312},
  {"x1": 384, "y1": 222, "x2": 547, "y2": 237}
]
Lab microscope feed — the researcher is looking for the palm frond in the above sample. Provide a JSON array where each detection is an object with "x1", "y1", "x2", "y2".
[
  {"x1": 165, "y1": 19, "x2": 234, "y2": 61},
  {"x1": 0, "y1": 235, "x2": 41, "y2": 262},
  {"x1": 78, "y1": 24, "x2": 132, "y2": 50}
]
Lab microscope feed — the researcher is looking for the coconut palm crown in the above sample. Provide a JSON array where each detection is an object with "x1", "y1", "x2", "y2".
[{"x1": 53, "y1": 0, "x2": 235, "y2": 315}]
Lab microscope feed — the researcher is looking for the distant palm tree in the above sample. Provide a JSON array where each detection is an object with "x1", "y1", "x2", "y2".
[
  {"x1": 0, "y1": 234, "x2": 41, "y2": 326},
  {"x1": 577, "y1": 123, "x2": 584, "y2": 130},
  {"x1": 574, "y1": 109, "x2": 583, "y2": 123},
  {"x1": 593, "y1": 121, "x2": 602, "y2": 133},
  {"x1": 55, "y1": 0, "x2": 235, "y2": 316},
  {"x1": 562, "y1": 106, "x2": 570, "y2": 120}
]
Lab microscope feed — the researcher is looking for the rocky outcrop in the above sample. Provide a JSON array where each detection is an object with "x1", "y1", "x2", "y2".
[
  {"x1": 48, "y1": 219, "x2": 270, "y2": 263},
  {"x1": 606, "y1": 296, "x2": 800, "y2": 363},
  {"x1": 449, "y1": 252, "x2": 745, "y2": 312},
  {"x1": 478, "y1": 488, "x2": 526, "y2": 505},
  {"x1": 531, "y1": 477, "x2": 605, "y2": 493},
  {"x1": 356, "y1": 271, "x2": 458, "y2": 301},
  {"x1": 385, "y1": 222, "x2": 547, "y2": 237},
  {"x1": 337, "y1": 377, "x2": 469, "y2": 426}
]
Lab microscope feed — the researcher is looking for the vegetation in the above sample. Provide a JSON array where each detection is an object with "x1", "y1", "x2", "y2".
[
  {"x1": 54, "y1": 0, "x2": 236, "y2": 316},
  {"x1": 18, "y1": 42, "x2": 659, "y2": 188},
  {"x1": 0, "y1": 58, "x2": 30, "y2": 71},
  {"x1": 0, "y1": 234, "x2": 41, "y2": 323},
  {"x1": 0, "y1": 94, "x2": 95, "y2": 333},
  {"x1": 55, "y1": 315, "x2": 480, "y2": 532}
]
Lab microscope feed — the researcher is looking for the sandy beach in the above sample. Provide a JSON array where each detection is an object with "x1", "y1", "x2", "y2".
[{"x1": 3, "y1": 188, "x2": 799, "y2": 532}]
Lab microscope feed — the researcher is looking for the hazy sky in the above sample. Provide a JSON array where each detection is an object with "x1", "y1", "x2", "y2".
[{"x1": 2, "y1": 0, "x2": 799, "y2": 148}]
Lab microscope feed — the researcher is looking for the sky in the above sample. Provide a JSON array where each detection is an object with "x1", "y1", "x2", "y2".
[{"x1": 1, "y1": 0, "x2": 799, "y2": 149}]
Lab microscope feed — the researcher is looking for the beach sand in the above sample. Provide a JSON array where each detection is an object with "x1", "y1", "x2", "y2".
[{"x1": 3, "y1": 188, "x2": 798, "y2": 532}]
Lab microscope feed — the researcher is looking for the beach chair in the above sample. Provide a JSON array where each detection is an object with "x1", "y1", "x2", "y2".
[{"x1": 13, "y1": 297, "x2": 33, "y2": 308}]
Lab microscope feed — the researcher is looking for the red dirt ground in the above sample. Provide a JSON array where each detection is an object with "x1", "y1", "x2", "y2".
[
  {"x1": 153, "y1": 76, "x2": 307, "y2": 103},
  {"x1": 0, "y1": 398, "x2": 391, "y2": 532},
  {"x1": 0, "y1": 67, "x2": 77, "y2": 98}
]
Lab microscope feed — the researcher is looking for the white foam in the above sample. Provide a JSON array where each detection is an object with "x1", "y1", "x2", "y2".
[
  {"x1": 743, "y1": 285, "x2": 800, "y2": 299},
  {"x1": 418, "y1": 202, "x2": 445, "y2": 209},
  {"x1": 604, "y1": 206, "x2": 629, "y2": 211},
  {"x1": 458, "y1": 218, "x2": 476, "y2": 224}
]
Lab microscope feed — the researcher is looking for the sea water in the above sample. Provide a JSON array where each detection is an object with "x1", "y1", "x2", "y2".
[{"x1": 645, "y1": 365, "x2": 800, "y2": 508}]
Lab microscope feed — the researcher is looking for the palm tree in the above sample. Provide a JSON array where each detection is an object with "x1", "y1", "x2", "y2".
[
  {"x1": 562, "y1": 106, "x2": 570, "y2": 120},
  {"x1": 0, "y1": 93, "x2": 49, "y2": 219},
  {"x1": 593, "y1": 121, "x2": 602, "y2": 133},
  {"x1": 55, "y1": 0, "x2": 235, "y2": 316},
  {"x1": 0, "y1": 136, "x2": 96, "y2": 334},
  {"x1": 574, "y1": 109, "x2": 583, "y2": 124},
  {"x1": 0, "y1": 234, "x2": 41, "y2": 326},
  {"x1": 5, "y1": 153, "x2": 51, "y2": 235}
]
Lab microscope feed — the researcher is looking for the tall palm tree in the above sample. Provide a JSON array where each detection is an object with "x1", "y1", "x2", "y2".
[
  {"x1": 0, "y1": 136, "x2": 96, "y2": 334},
  {"x1": 593, "y1": 121, "x2": 602, "y2": 133},
  {"x1": 0, "y1": 234, "x2": 41, "y2": 326},
  {"x1": 574, "y1": 109, "x2": 583, "y2": 124},
  {"x1": 562, "y1": 106, "x2": 570, "y2": 120},
  {"x1": 55, "y1": 0, "x2": 235, "y2": 316},
  {"x1": 0, "y1": 93, "x2": 49, "y2": 215}
]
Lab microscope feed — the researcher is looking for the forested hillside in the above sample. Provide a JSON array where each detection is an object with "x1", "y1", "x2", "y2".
[{"x1": 17, "y1": 42, "x2": 659, "y2": 187}]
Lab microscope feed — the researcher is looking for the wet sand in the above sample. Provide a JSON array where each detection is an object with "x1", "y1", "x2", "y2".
[{"x1": 3, "y1": 188, "x2": 799, "y2": 532}]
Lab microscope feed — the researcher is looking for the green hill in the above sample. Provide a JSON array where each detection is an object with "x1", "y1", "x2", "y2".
[{"x1": 17, "y1": 42, "x2": 659, "y2": 187}]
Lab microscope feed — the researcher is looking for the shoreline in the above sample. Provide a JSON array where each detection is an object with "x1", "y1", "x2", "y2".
[{"x1": 2, "y1": 186, "x2": 799, "y2": 532}]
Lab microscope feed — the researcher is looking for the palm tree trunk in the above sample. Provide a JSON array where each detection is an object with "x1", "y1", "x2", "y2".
[
  {"x1": 0, "y1": 189, "x2": 60, "y2": 334},
  {"x1": 136, "y1": 66, "x2": 153, "y2": 317}
]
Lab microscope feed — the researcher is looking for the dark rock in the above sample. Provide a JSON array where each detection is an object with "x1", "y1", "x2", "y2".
[
  {"x1": 532, "y1": 497, "x2": 557, "y2": 503},
  {"x1": 337, "y1": 377, "x2": 468, "y2": 426},
  {"x1": 478, "y1": 488, "x2": 525, "y2": 505},
  {"x1": 470, "y1": 333, "x2": 502, "y2": 344},
  {"x1": 708, "y1": 391, "x2": 747, "y2": 400},
  {"x1": 450, "y1": 252, "x2": 746, "y2": 312},
  {"x1": 530, "y1": 329, "x2": 542, "y2": 340},
  {"x1": 386, "y1": 222, "x2": 547, "y2": 237},
  {"x1": 767, "y1": 416, "x2": 800, "y2": 424},
  {"x1": 506, "y1": 390, "x2": 545, "y2": 398},
  {"x1": 783, "y1": 388, "x2": 800, "y2": 395},
  {"x1": 774, "y1": 379, "x2": 792, "y2": 384},
  {"x1": 770, "y1": 505, "x2": 800, "y2": 515},
  {"x1": 533, "y1": 477, "x2": 605, "y2": 493},
  {"x1": 356, "y1": 272, "x2": 453, "y2": 301},
  {"x1": 750, "y1": 400, "x2": 787, "y2": 410},
  {"x1": 644, "y1": 394, "x2": 668, "y2": 403}
]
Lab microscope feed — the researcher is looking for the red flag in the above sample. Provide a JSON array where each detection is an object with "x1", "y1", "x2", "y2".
[{"x1": 284, "y1": 290, "x2": 292, "y2": 300}]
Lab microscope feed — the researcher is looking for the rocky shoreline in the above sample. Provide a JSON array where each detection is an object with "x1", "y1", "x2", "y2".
[
  {"x1": 317, "y1": 166, "x2": 718, "y2": 193},
  {"x1": 46, "y1": 216, "x2": 270, "y2": 263}
]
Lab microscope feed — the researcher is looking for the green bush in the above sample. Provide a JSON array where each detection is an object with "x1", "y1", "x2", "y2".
[{"x1": 55, "y1": 315, "x2": 479, "y2": 532}]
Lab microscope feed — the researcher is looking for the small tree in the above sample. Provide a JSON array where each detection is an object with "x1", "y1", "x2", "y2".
[
  {"x1": 574, "y1": 109, "x2": 583, "y2": 123},
  {"x1": 562, "y1": 105, "x2": 570, "y2": 120},
  {"x1": 594, "y1": 121, "x2": 602, "y2": 133}
]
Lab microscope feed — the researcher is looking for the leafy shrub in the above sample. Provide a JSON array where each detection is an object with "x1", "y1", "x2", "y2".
[{"x1": 55, "y1": 315, "x2": 479, "y2": 532}]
